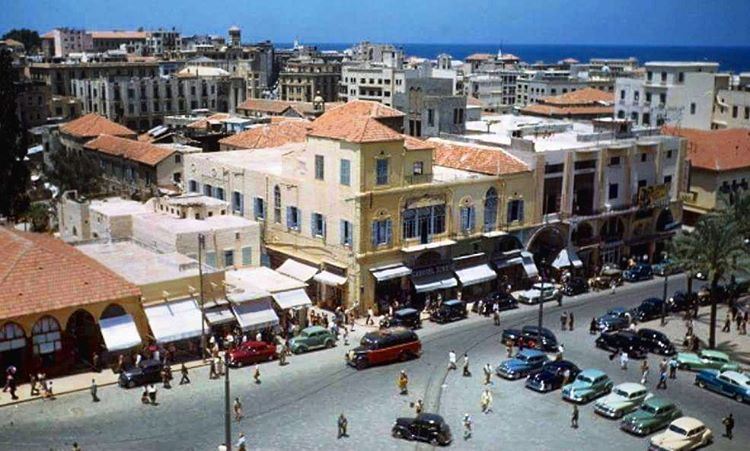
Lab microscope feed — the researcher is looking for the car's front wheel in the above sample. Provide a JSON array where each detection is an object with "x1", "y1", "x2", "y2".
[
  {"x1": 392, "y1": 428, "x2": 402, "y2": 439},
  {"x1": 127, "y1": 380, "x2": 135, "y2": 389},
  {"x1": 696, "y1": 380, "x2": 706, "y2": 389},
  {"x1": 735, "y1": 393, "x2": 744, "y2": 403}
]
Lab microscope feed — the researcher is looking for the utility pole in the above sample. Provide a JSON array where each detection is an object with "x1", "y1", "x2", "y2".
[
  {"x1": 224, "y1": 351, "x2": 231, "y2": 450},
  {"x1": 661, "y1": 251, "x2": 668, "y2": 326},
  {"x1": 198, "y1": 233, "x2": 207, "y2": 360},
  {"x1": 538, "y1": 259, "x2": 546, "y2": 350}
]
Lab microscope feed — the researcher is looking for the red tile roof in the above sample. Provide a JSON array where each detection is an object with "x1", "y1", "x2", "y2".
[
  {"x1": 219, "y1": 121, "x2": 309, "y2": 150},
  {"x1": 520, "y1": 103, "x2": 614, "y2": 118},
  {"x1": 308, "y1": 100, "x2": 405, "y2": 143},
  {"x1": 663, "y1": 127, "x2": 750, "y2": 172},
  {"x1": 0, "y1": 228, "x2": 140, "y2": 321},
  {"x1": 186, "y1": 113, "x2": 232, "y2": 130},
  {"x1": 84, "y1": 135, "x2": 175, "y2": 166},
  {"x1": 60, "y1": 113, "x2": 136, "y2": 139},
  {"x1": 465, "y1": 53, "x2": 495, "y2": 61},
  {"x1": 237, "y1": 99, "x2": 298, "y2": 115},
  {"x1": 89, "y1": 31, "x2": 148, "y2": 40},
  {"x1": 403, "y1": 135, "x2": 435, "y2": 151},
  {"x1": 467, "y1": 96, "x2": 483, "y2": 107},
  {"x1": 428, "y1": 139, "x2": 530, "y2": 175},
  {"x1": 541, "y1": 88, "x2": 614, "y2": 106}
]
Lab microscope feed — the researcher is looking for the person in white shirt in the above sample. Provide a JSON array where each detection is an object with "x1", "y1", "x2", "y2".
[{"x1": 448, "y1": 350, "x2": 457, "y2": 370}]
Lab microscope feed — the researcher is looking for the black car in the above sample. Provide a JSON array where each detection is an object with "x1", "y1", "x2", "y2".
[
  {"x1": 594, "y1": 331, "x2": 648, "y2": 359},
  {"x1": 430, "y1": 299, "x2": 467, "y2": 324},
  {"x1": 525, "y1": 360, "x2": 581, "y2": 392},
  {"x1": 631, "y1": 298, "x2": 666, "y2": 322},
  {"x1": 502, "y1": 325, "x2": 560, "y2": 352},
  {"x1": 596, "y1": 307, "x2": 631, "y2": 332},
  {"x1": 636, "y1": 328, "x2": 676, "y2": 356},
  {"x1": 623, "y1": 263, "x2": 653, "y2": 282},
  {"x1": 386, "y1": 308, "x2": 422, "y2": 329},
  {"x1": 392, "y1": 413, "x2": 452, "y2": 446},
  {"x1": 562, "y1": 277, "x2": 589, "y2": 296},
  {"x1": 472, "y1": 292, "x2": 518, "y2": 314},
  {"x1": 118, "y1": 359, "x2": 164, "y2": 388},
  {"x1": 667, "y1": 291, "x2": 698, "y2": 312}
]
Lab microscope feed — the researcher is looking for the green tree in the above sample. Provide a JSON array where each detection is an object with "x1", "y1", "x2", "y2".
[
  {"x1": 46, "y1": 147, "x2": 103, "y2": 196},
  {"x1": 25, "y1": 202, "x2": 50, "y2": 232},
  {"x1": 669, "y1": 214, "x2": 749, "y2": 349},
  {"x1": 0, "y1": 49, "x2": 30, "y2": 220},
  {"x1": 2, "y1": 28, "x2": 41, "y2": 52}
]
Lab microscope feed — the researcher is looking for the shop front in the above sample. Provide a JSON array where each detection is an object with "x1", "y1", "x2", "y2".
[
  {"x1": 271, "y1": 288, "x2": 313, "y2": 335},
  {"x1": 312, "y1": 265, "x2": 348, "y2": 311},
  {"x1": 370, "y1": 263, "x2": 412, "y2": 315},
  {"x1": 452, "y1": 253, "x2": 497, "y2": 301},
  {"x1": 144, "y1": 298, "x2": 206, "y2": 354},
  {"x1": 204, "y1": 299, "x2": 238, "y2": 340},
  {"x1": 232, "y1": 298, "x2": 279, "y2": 338},
  {"x1": 409, "y1": 261, "x2": 458, "y2": 310},
  {"x1": 551, "y1": 248, "x2": 584, "y2": 281}
]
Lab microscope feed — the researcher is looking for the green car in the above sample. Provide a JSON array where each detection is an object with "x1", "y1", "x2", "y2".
[
  {"x1": 561, "y1": 369, "x2": 613, "y2": 403},
  {"x1": 289, "y1": 326, "x2": 336, "y2": 354},
  {"x1": 620, "y1": 396, "x2": 682, "y2": 436},
  {"x1": 676, "y1": 350, "x2": 741, "y2": 372}
]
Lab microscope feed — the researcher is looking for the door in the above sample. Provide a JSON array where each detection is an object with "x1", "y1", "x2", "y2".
[{"x1": 419, "y1": 216, "x2": 429, "y2": 244}]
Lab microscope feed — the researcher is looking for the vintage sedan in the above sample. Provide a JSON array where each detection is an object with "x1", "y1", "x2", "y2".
[
  {"x1": 623, "y1": 263, "x2": 654, "y2": 282},
  {"x1": 512, "y1": 282, "x2": 562, "y2": 305},
  {"x1": 594, "y1": 382, "x2": 651, "y2": 419},
  {"x1": 595, "y1": 331, "x2": 648, "y2": 359},
  {"x1": 667, "y1": 291, "x2": 698, "y2": 312},
  {"x1": 385, "y1": 308, "x2": 422, "y2": 329},
  {"x1": 648, "y1": 417, "x2": 713, "y2": 451},
  {"x1": 590, "y1": 265, "x2": 623, "y2": 291},
  {"x1": 525, "y1": 360, "x2": 581, "y2": 393},
  {"x1": 676, "y1": 349, "x2": 741, "y2": 372},
  {"x1": 620, "y1": 396, "x2": 682, "y2": 436},
  {"x1": 562, "y1": 277, "x2": 589, "y2": 297},
  {"x1": 430, "y1": 299, "x2": 467, "y2": 324},
  {"x1": 228, "y1": 341, "x2": 277, "y2": 367},
  {"x1": 118, "y1": 359, "x2": 163, "y2": 388},
  {"x1": 596, "y1": 307, "x2": 631, "y2": 332},
  {"x1": 472, "y1": 292, "x2": 518, "y2": 314},
  {"x1": 562, "y1": 369, "x2": 613, "y2": 403},
  {"x1": 695, "y1": 369, "x2": 750, "y2": 403},
  {"x1": 653, "y1": 259, "x2": 682, "y2": 277},
  {"x1": 391, "y1": 413, "x2": 452, "y2": 446},
  {"x1": 288, "y1": 326, "x2": 336, "y2": 354},
  {"x1": 637, "y1": 328, "x2": 676, "y2": 356},
  {"x1": 631, "y1": 298, "x2": 665, "y2": 322},
  {"x1": 501, "y1": 325, "x2": 560, "y2": 352},
  {"x1": 496, "y1": 349, "x2": 549, "y2": 379}
]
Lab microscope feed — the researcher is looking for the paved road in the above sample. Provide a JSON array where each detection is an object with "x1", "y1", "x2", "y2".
[{"x1": 1, "y1": 275, "x2": 748, "y2": 450}]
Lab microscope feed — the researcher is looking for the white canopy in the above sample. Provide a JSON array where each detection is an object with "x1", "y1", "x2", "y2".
[
  {"x1": 313, "y1": 270, "x2": 347, "y2": 286},
  {"x1": 455, "y1": 264, "x2": 497, "y2": 286},
  {"x1": 370, "y1": 264, "x2": 412, "y2": 282},
  {"x1": 552, "y1": 248, "x2": 584, "y2": 269},
  {"x1": 204, "y1": 306, "x2": 236, "y2": 326},
  {"x1": 276, "y1": 259, "x2": 318, "y2": 282},
  {"x1": 272, "y1": 289, "x2": 313, "y2": 310},
  {"x1": 233, "y1": 299, "x2": 280, "y2": 331},
  {"x1": 99, "y1": 314, "x2": 142, "y2": 351},
  {"x1": 412, "y1": 274, "x2": 458, "y2": 293},
  {"x1": 520, "y1": 251, "x2": 540, "y2": 278},
  {"x1": 145, "y1": 299, "x2": 205, "y2": 344}
]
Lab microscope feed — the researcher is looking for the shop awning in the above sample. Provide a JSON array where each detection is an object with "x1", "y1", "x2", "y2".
[
  {"x1": 276, "y1": 259, "x2": 319, "y2": 282},
  {"x1": 204, "y1": 305, "x2": 236, "y2": 326},
  {"x1": 313, "y1": 270, "x2": 347, "y2": 286},
  {"x1": 494, "y1": 256, "x2": 523, "y2": 270},
  {"x1": 370, "y1": 264, "x2": 412, "y2": 282},
  {"x1": 145, "y1": 299, "x2": 205, "y2": 344},
  {"x1": 520, "y1": 252, "x2": 540, "y2": 278},
  {"x1": 455, "y1": 264, "x2": 497, "y2": 286},
  {"x1": 99, "y1": 314, "x2": 142, "y2": 351},
  {"x1": 552, "y1": 248, "x2": 584, "y2": 269},
  {"x1": 272, "y1": 289, "x2": 313, "y2": 310},
  {"x1": 233, "y1": 299, "x2": 279, "y2": 331},
  {"x1": 412, "y1": 273, "x2": 458, "y2": 293}
]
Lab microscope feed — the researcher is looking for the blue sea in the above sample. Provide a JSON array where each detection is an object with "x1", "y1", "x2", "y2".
[{"x1": 282, "y1": 43, "x2": 750, "y2": 74}]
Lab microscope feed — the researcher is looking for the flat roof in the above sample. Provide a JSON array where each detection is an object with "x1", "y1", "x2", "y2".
[
  {"x1": 226, "y1": 267, "x2": 306, "y2": 294},
  {"x1": 156, "y1": 143, "x2": 202, "y2": 153},
  {"x1": 166, "y1": 194, "x2": 228, "y2": 207},
  {"x1": 134, "y1": 212, "x2": 257, "y2": 234},
  {"x1": 89, "y1": 197, "x2": 151, "y2": 217},
  {"x1": 187, "y1": 143, "x2": 303, "y2": 176},
  {"x1": 644, "y1": 61, "x2": 719, "y2": 68}
]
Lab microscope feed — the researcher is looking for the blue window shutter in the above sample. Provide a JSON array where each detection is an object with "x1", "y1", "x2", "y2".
[
  {"x1": 470, "y1": 207, "x2": 476, "y2": 230},
  {"x1": 519, "y1": 201, "x2": 525, "y2": 222},
  {"x1": 239, "y1": 194, "x2": 244, "y2": 215},
  {"x1": 340, "y1": 220, "x2": 345, "y2": 245},
  {"x1": 322, "y1": 215, "x2": 327, "y2": 239},
  {"x1": 310, "y1": 213, "x2": 316, "y2": 235},
  {"x1": 286, "y1": 206, "x2": 292, "y2": 228},
  {"x1": 507, "y1": 202, "x2": 513, "y2": 223},
  {"x1": 371, "y1": 222, "x2": 377, "y2": 246},
  {"x1": 385, "y1": 219, "x2": 392, "y2": 244},
  {"x1": 253, "y1": 198, "x2": 260, "y2": 218}
]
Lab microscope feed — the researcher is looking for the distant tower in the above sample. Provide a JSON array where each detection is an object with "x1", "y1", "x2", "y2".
[
  {"x1": 437, "y1": 53, "x2": 452, "y2": 70},
  {"x1": 312, "y1": 91, "x2": 325, "y2": 116},
  {"x1": 228, "y1": 26, "x2": 241, "y2": 47}
]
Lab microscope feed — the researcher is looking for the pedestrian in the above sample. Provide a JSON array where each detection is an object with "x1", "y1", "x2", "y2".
[
  {"x1": 668, "y1": 357, "x2": 678, "y2": 379},
  {"x1": 561, "y1": 312, "x2": 568, "y2": 331},
  {"x1": 6, "y1": 373, "x2": 17, "y2": 400},
  {"x1": 463, "y1": 413, "x2": 472, "y2": 440},
  {"x1": 657, "y1": 370, "x2": 667, "y2": 390},
  {"x1": 568, "y1": 312, "x2": 575, "y2": 331},
  {"x1": 179, "y1": 363, "x2": 190, "y2": 384},
  {"x1": 29, "y1": 373, "x2": 39, "y2": 397},
  {"x1": 233, "y1": 397, "x2": 243, "y2": 421},
  {"x1": 209, "y1": 359, "x2": 218, "y2": 379},
  {"x1": 414, "y1": 398, "x2": 423, "y2": 414},
  {"x1": 483, "y1": 363, "x2": 493, "y2": 385},
  {"x1": 135, "y1": 352, "x2": 142, "y2": 367},
  {"x1": 493, "y1": 310, "x2": 500, "y2": 326},
  {"x1": 610, "y1": 280, "x2": 617, "y2": 295},
  {"x1": 216, "y1": 355, "x2": 225, "y2": 377},
  {"x1": 742, "y1": 317, "x2": 748, "y2": 335},
  {"x1": 448, "y1": 350, "x2": 457, "y2": 370},
  {"x1": 366, "y1": 308, "x2": 374, "y2": 326},
  {"x1": 161, "y1": 367, "x2": 171, "y2": 389},
  {"x1": 236, "y1": 433, "x2": 247, "y2": 451},
  {"x1": 571, "y1": 404, "x2": 579, "y2": 428},
  {"x1": 562, "y1": 368, "x2": 571, "y2": 387},
  {"x1": 480, "y1": 388, "x2": 493, "y2": 413},
  {"x1": 462, "y1": 353, "x2": 471, "y2": 377},
  {"x1": 343, "y1": 327, "x2": 349, "y2": 346},
  {"x1": 253, "y1": 364, "x2": 261, "y2": 384},
  {"x1": 147, "y1": 383, "x2": 157, "y2": 405},
  {"x1": 42, "y1": 380, "x2": 54, "y2": 400},
  {"x1": 619, "y1": 351, "x2": 629, "y2": 370},
  {"x1": 92, "y1": 352, "x2": 101, "y2": 372},
  {"x1": 90, "y1": 378, "x2": 99, "y2": 403},
  {"x1": 722, "y1": 413, "x2": 734, "y2": 440},
  {"x1": 557, "y1": 343, "x2": 565, "y2": 360},
  {"x1": 659, "y1": 358, "x2": 668, "y2": 375},
  {"x1": 278, "y1": 343, "x2": 287, "y2": 365},
  {"x1": 398, "y1": 370, "x2": 409, "y2": 395},
  {"x1": 506, "y1": 341, "x2": 513, "y2": 358},
  {"x1": 589, "y1": 317, "x2": 598, "y2": 335},
  {"x1": 722, "y1": 313, "x2": 731, "y2": 332},
  {"x1": 72, "y1": 442, "x2": 82, "y2": 451},
  {"x1": 736, "y1": 313, "x2": 743, "y2": 332},
  {"x1": 337, "y1": 413, "x2": 348, "y2": 438},
  {"x1": 640, "y1": 360, "x2": 649, "y2": 384}
]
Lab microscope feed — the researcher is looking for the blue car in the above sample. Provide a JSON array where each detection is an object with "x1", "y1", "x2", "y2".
[
  {"x1": 496, "y1": 349, "x2": 549, "y2": 380},
  {"x1": 695, "y1": 370, "x2": 750, "y2": 403},
  {"x1": 596, "y1": 307, "x2": 630, "y2": 332},
  {"x1": 623, "y1": 263, "x2": 653, "y2": 282}
]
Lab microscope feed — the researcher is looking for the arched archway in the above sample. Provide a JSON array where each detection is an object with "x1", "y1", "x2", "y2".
[
  {"x1": 65, "y1": 309, "x2": 103, "y2": 367},
  {"x1": 414, "y1": 251, "x2": 442, "y2": 268},
  {"x1": 600, "y1": 217, "x2": 625, "y2": 242},
  {"x1": 571, "y1": 222, "x2": 595, "y2": 247},
  {"x1": 32, "y1": 316, "x2": 62, "y2": 369},
  {"x1": 0, "y1": 322, "x2": 27, "y2": 373},
  {"x1": 495, "y1": 235, "x2": 523, "y2": 254},
  {"x1": 101, "y1": 303, "x2": 127, "y2": 319},
  {"x1": 655, "y1": 208, "x2": 675, "y2": 232},
  {"x1": 527, "y1": 226, "x2": 566, "y2": 265},
  {"x1": 483, "y1": 187, "x2": 498, "y2": 232}
]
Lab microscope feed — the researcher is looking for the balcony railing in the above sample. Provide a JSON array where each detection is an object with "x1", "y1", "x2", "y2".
[
  {"x1": 404, "y1": 173, "x2": 434, "y2": 185},
  {"x1": 680, "y1": 191, "x2": 698, "y2": 203}
]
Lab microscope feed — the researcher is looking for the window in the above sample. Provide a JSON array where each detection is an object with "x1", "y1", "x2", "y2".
[
  {"x1": 664, "y1": 175, "x2": 672, "y2": 186},
  {"x1": 609, "y1": 156, "x2": 621, "y2": 166},
  {"x1": 666, "y1": 150, "x2": 673, "y2": 159},
  {"x1": 619, "y1": 90, "x2": 625, "y2": 100},
  {"x1": 273, "y1": 185, "x2": 281, "y2": 223},
  {"x1": 224, "y1": 249, "x2": 235, "y2": 268},
  {"x1": 175, "y1": 154, "x2": 181, "y2": 164},
  {"x1": 460, "y1": 205, "x2": 475, "y2": 231},
  {"x1": 745, "y1": 107, "x2": 749, "y2": 120},
  {"x1": 203, "y1": 183, "x2": 212, "y2": 197},
  {"x1": 315, "y1": 155, "x2": 325, "y2": 180},
  {"x1": 371, "y1": 219, "x2": 392, "y2": 246},
  {"x1": 507, "y1": 200, "x2": 524, "y2": 223},
  {"x1": 641, "y1": 153, "x2": 648, "y2": 162},
  {"x1": 574, "y1": 160, "x2": 596, "y2": 170},
  {"x1": 608, "y1": 183, "x2": 619, "y2": 200},
  {"x1": 427, "y1": 109, "x2": 434, "y2": 127},
  {"x1": 376, "y1": 158, "x2": 389, "y2": 185},
  {"x1": 638, "y1": 179, "x2": 648, "y2": 189},
  {"x1": 286, "y1": 206, "x2": 301, "y2": 230},
  {"x1": 311, "y1": 212, "x2": 325, "y2": 237},
  {"x1": 340, "y1": 220, "x2": 353, "y2": 246},
  {"x1": 484, "y1": 187, "x2": 498, "y2": 231},
  {"x1": 189, "y1": 180, "x2": 199, "y2": 192},
  {"x1": 645, "y1": 92, "x2": 652, "y2": 103},
  {"x1": 206, "y1": 251, "x2": 216, "y2": 268},
  {"x1": 413, "y1": 161, "x2": 424, "y2": 175},
  {"x1": 659, "y1": 93, "x2": 666, "y2": 105},
  {"x1": 633, "y1": 91, "x2": 639, "y2": 103},
  {"x1": 660, "y1": 72, "x2": 667, "y2": 82},
  {"x1": 232, "y1": 191, "x2": 243, "y2": 214},
  {"x1": 241, "y1": 246, "x2": 252, "y2": 265},
  {"x1": 253, "y1": 197, "x2": 265, "y2": 220},
  {"x1": 617, "y1": 110, "x2": 625, "y2": 119},
  {"x1": 678, "y1": 72, "x2": 684, "y2": 83},
  {"x1": 215, "y1": 187, "x2": 225, "y2": 201},
  {"x1": 642, "y1": 113, "x2": 651, "y2": 125},
  {"x1": 31, "y1": 316, "x2": 61, "y2": 356},
  {"x1": 690, "y1": 103, "x2": 696, "y2": 115},
  {"x1": 732, "y1": 106, "x2": 738, "y2": 118},
  {"x1": 631, "y1": 112, "x2": 638, "y2": 122},
  {"x1": 339, "y1": 159, "x2": 351, "y2": 186}
]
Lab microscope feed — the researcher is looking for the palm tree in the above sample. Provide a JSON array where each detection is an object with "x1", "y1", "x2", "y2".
[{"x1": 669, "y1": 214, "x2": 748, "y2": 349}]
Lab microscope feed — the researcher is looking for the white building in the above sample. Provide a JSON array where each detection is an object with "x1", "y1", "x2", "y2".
[{"x1": 713, "y1": 73, "x2": 750, "y2": 129}]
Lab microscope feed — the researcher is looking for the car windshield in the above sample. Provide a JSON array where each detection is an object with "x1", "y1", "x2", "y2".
[
  {"x1": 577, "y1": 375, "x2": 593, "y2": 384},
  {"x1": 668, "y1": 425, "x2": 688, "y2": 436},
  {"x1": 359, "y1": 335, "x2": 377, "y2": 349},
  {"x1": 640, "y1": 404, "x2": 658, "y2": 414},
  {"x1": 515, "y1": 354, "x2": 529, "y2": 362},
  {"x1": 613, "y1": 388, "x2": 629, "y2": 397}
]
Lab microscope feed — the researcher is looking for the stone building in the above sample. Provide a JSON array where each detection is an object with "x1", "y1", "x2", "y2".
[
  {"x1": 712, "y1": 73, "x2": 750, "y2": 129},
  {"x1": 278, "y1": 53, "x2": 341, "y2": 102},
  {"x1": 15, "y1": 79, "x2": 50, "y2": 128},
  {"x1": 29, "y1": 61, "x2": 160, "y2": 97},
  {"x1": 393, "y1": 77, "x2": 467, "y2": 138},
  {"x1": 520, "y1": 88, "x2": 615, "y2": 120}
]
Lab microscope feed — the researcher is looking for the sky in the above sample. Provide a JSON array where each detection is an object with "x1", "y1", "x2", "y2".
[{"x1": 2, "y1": 0, "x2": 750, "y2": 47}]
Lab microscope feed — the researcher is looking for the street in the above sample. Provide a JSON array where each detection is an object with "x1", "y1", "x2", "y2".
[{"x1": 1, "y1": 274, "x2": 748, "y2": 450}]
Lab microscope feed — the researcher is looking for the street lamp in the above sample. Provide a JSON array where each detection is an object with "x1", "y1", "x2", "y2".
[
  {"x1": 198, "y1": 233, "x2": 207, "y2": 359},
  {"x1": 224, "y1": 351, "x2": 231, "y2": 451},
  {"x1": 538, "y1": 258, "x2": 546, "y2": 350},
  {"x1": 661, "y1": 251, "x2": 668, "y2": 326}
]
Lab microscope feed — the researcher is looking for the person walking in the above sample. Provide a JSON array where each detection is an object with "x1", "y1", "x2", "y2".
[
  {"x1": 209, "y1": 359, "x2": 218, "y2": 379},
  {"x1": 480, "y1": 388, "x2": 493, "y2": 413},
  {"x1": 161, "y1": 367, "x2": 171, "y2": 389},
  {"x1": 448, "y1": 350, "x2": 457, "y2": 370},
  {"x1": 493, "y1": 305, "x2": 501, "y2": 326},
  {"x1": 619, "y1": 351, "x2": 629, "y2": 370},
  {"x1": 337, "y1": 413, "x2": 348, "y2": 438},
  {"x1": 562, "y1": 368, "x2": 572, "y2": 387},
  {"x1": 414, "y1": 398, "x2": 423, "y2": 414},
  {"x1": 29, "y1": 373, "x2": 39, "y2": 397},
  {"x1": 571, "y1": 404, "x2": 579, "y2": 429},
  {"x1": 253, "y1": 364, "x2": 261, "y2": 384},
  {"x1": 656, "y1": 370, "x2": 668, "y2": 390},
  {"x1": 506, "y1": 341, "x2": 513, "y2": 358},
  {"x1": 462, "y1": 413, "x2": 472, "y2": 440},
  {"x1": 722, "y1": 313, "x2": 731, "y2": 332},
  {"x1": 483, "y1": 363, "x2": 493, "y2": 385},
  {"x1": 236, "y1": 433, "x2": 247, "y2": 451},
  {"x1": 398, "y1": 370, "x2": 409, "y2": 395},
  {"x1": 462, "y1": 353, "x2": 471, "y2": 377},
  {"x1": 640, "y1": 360, "x2": 649, "y2": 384},
  {"x1": 589, "y1": 318, "x2": 598, "y2": 335},
  {"x1": 6, "y1": 373, "x2": 17, "y2": 400},
  {"x1": 90, "y1": 379, "x2": 99, "y2": 403},
  {"x1": 147, "y1": 383, "x2": 157, "y2": 405},
  {"x1": 568, "y1": 312, "x2": 575, "y2": 331},
  {"x1": 668, "y1": 357, "x2": 678, "y2": 379},
  {"x1": 722, "y1": 413, "x2": 734, "y2": 440},
  {"x1": 233, "y1": 397, "x2": 243, "y2": 421},
  {"x1": 179, "y1": 363, "x2": 190, "y2": 385},
  {"x1": 560, "y1": 312, "x2": 568, "y2": 331}
]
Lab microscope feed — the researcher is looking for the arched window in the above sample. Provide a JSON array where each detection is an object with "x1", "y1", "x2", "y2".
[
  {"x1": 484, "y1": 187, "x2": 498, "y2": 232},
  {"x1": 273, "y1": 185, "x2": 282, "y2": 224},
  {"x1": 0, "y1": 322, "x2": 26, "y2": 351},
  {"x1": 31, "y1": 316, "x2": 61, "y2": 355}
]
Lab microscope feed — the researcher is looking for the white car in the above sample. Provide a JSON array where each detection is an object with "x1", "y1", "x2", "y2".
[
  {"x1": 594, "y1": 382, "x2": 650, "y2": 419},
  {"x1": 648, "y1": 417, "x2": 713, "y2": 451},
  {"x1": 512, "y1": 283, "x2": 561, "y2": 305}
]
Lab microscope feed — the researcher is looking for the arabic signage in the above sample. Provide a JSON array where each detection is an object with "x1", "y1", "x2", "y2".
[{"x1": 637, "y1": 184, "x2": 670, "y2": 209}]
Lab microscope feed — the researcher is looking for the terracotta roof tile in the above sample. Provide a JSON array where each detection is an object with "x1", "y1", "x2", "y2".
[
  {"x1": 428, "y1": 138, "x2": 530, "y2": 176},
  {"x1": 219, "y1": 121, "x2": 309, "y2": 150},
  {"x1": 186, "y1": 113, "x2": 232, "y2": 130},
  {"x1": 0, "y1": 228, "x2": 140, "y2": 321},
  {"x1": 84, "y1": 135, "x2": 175, "y2": 166},
  {"x1": 60, "y1": 113, "x2": 136, "y2": 139},
  {"x1": 89, "y1": 31, "x2": 148, "y2": 40},
  {"x1": 308, "y1": 100, "x2": 404, "y2": 143},
  {"x1": 520, "y1": 103, "x2": 613, "y2": 118},
  {"x1": 465, "y1": 53, "x2": 495, "y2": 61},
  {"x1": 403, "y1": 135, "x2": 434, "y2": 151},
  {"x1": 541, "y1": 88, "x2": 614, "y2": 106},
  {"x1": 663, "y1": 126, "x2": 750, "y2": 171}
]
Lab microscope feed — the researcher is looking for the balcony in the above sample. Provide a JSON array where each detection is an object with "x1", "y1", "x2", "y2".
[
  {"x1": 404, "y1": 173, "x2": 434, "y2": 185},
  {"x1": 680, "y1": 191, "x2": 698, "y2": 204}
]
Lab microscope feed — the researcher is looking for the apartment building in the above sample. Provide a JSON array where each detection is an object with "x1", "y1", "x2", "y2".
[
  {"x1": 393, "y1": 77, "x2": 467, "y2": 137},
  {"x1": 520, "y1": 88, "x2": 615, "y2": 120},
  {"x1": 41, "y1": 28, "x2": 93, "y2": 58},
  {"x1": 465, "y1": 70, "x2": 520, "y2": 112},
  {"x1": 713, "y1": 73, "x2": 750, "y2": 129},
  {"x1": 516, "y1": 69, "x2": 615, "y2": 108},
  {"x1": 89, "y1": 31, "x2": 149, "y2": 54},
  {"x1": 146, "y1": 29, "x2": 181, "y2": 56},
  {"x1": 29, "y1": 61, "x2": 160, "y2": 96},
  {"x1": 278, "y1": 52, "x2": 341, "y2": 103},
  {"x1": 14, "y1": 79, "x2": 51, "y2": 128}
]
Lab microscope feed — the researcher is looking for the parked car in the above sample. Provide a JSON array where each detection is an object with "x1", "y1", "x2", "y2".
[
  {"x1": 562, "y1": 277, "x2": 589, "y2": 296},
  {"x1": 228, "y1": 341, "x2": 277, "y2": 367},
  {"x1": 623, "y1": 263, "x2": 654, "y2": 283},
  {"x1": 594, "y1": 382, "x2": 651, "y2": 419},
  {"x1": 289, "y1": 326, "x2": 336, "y2": 354},
  {"x1": 525, "y1": 360, "x2": 581, "y2": 393},
  {"x1": 118, "y1": 359, "x2": 164, "y2": 388},
  {"x1": 631, "y1": 297, "x2": 665, "y2": 322},
  {"x1": 347, "y1": 327, "x2": 421, "y2": 370},
  {"x1": 472, "y1": 292, "x2": 517, "y2": 314},
  {"x1": 590, "y1": 265, "x2": 623, "y2": 291},
  {"x1": 430, "y1": 299, "x2": 467, "y2": 324},
  {"x1": 513, "y1": 282, "x2": 562, "y2": 305},
  {"x1": 667, "y1": 291, "x2": 698, "y2": 312},
  {"x1": 596, "y1": 307, "x2": 631, "y2": 332},
  {"x1": 676, "y1": 349, "x2": 741, "y2": 372},
  {"x1": 648, "y1": 417, "x2": 713, "y2": 451},
  {"x1": 636, "y1": 328, "x2": 676, "y2": 356},
  {"x1": 694, "y1": 369, "x2": 750, "y2": 403},
  {"x1": 496, "y1": 348, "x2": 549, "y2": 379},
  {"x1": 697, "y1": 284, "x2": 728, "y2": 305},
  {"x1": 391, "y1": 413, "x2": 452, "y2": 446},
  {"x1": 620, "y1": 396, "x2": 683, "y2": 436},
  {"x1": 502, "y1": 325, "x2": 559, "y2": 352},
  {"x1": 653, "y1": 259, "x2": 682, "y2": 277},
  {"x1": 595, "y1": 331, "x2": 648, "y2": 359},
  {"x1": 385, "y1": 308, "x2": 422, "y2": 329},
  {"x1": 561, "y1": 368, "x2": 613, "y2": 403}
]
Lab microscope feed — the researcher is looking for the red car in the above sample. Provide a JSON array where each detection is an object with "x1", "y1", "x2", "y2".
[{"x1": 228, "y1": 341, "x2": 277, "y2": 367}]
